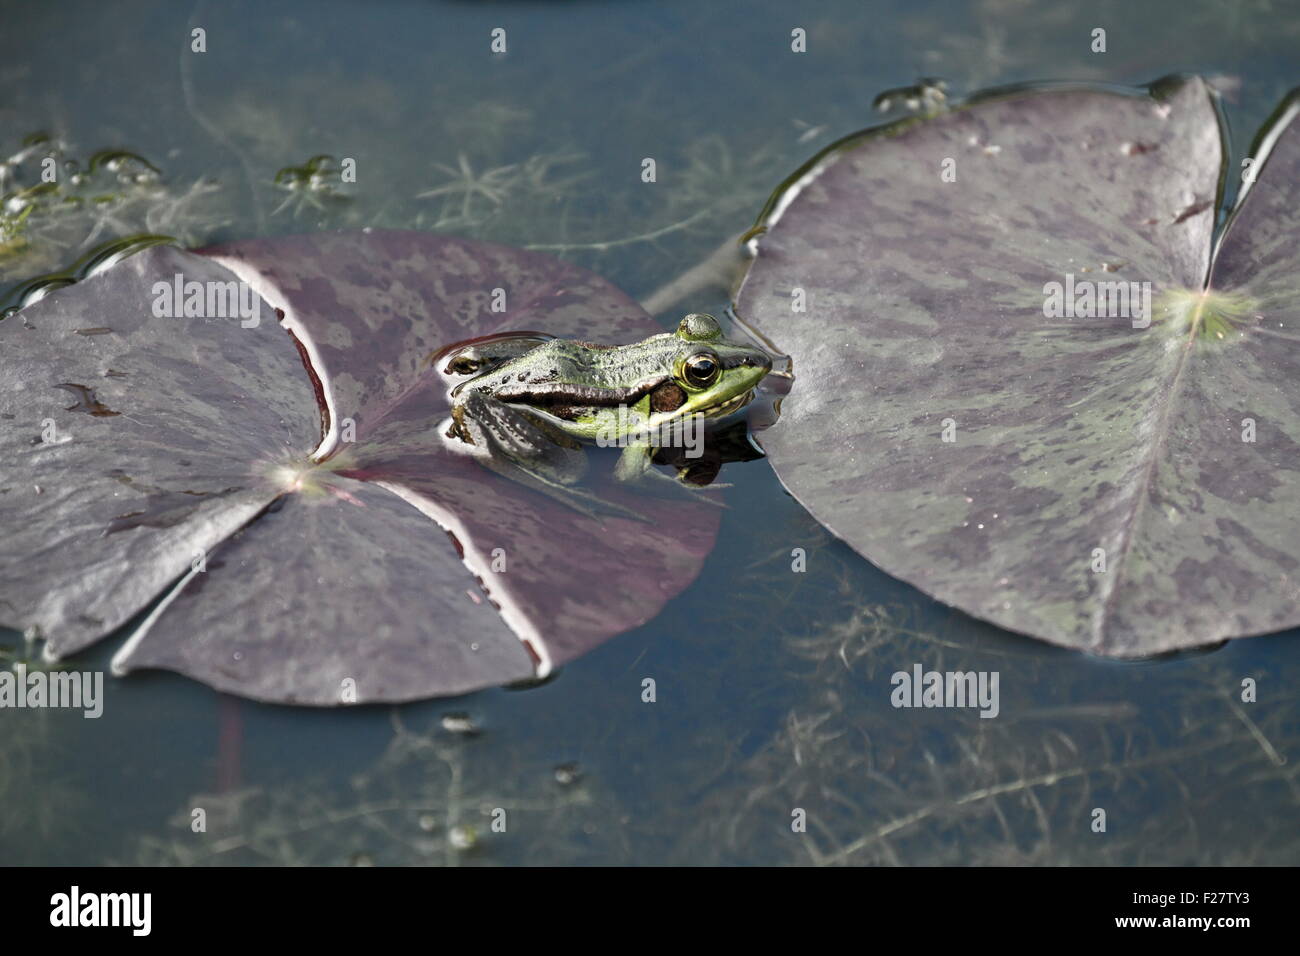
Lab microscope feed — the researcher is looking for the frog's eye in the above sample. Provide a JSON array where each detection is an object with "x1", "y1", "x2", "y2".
[{"x1": 683, "y1": 352, "x2": 720, "y2": 388}]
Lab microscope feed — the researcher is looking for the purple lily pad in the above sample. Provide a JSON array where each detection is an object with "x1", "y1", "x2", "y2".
[
  {"x1": 1, "y1": 231, "x2": 720, "y2": 703},
  {"x1": 736, "y1": 75, "x2": 1300, "y2": 657}
]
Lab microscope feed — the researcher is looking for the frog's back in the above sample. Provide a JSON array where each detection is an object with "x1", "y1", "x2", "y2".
[{"x1": 524, "y1": 337, "x2": 676, "y2": 390}]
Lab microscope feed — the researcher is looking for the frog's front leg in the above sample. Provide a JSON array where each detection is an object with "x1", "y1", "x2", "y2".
[
  {"x1": 449, "y1": 390, "x2": 644, "y2": 521},
  {"x1": 612, "y1": 441, "x2": 654, "y2": 484}
]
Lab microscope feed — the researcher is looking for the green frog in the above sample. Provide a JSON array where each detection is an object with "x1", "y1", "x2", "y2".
[{"x1": 440, "y1": 312, "x2": 771, "y2": 517}]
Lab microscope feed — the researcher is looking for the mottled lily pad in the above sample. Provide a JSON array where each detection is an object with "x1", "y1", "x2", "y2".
[
  {"x1": 736, "y1": 75, "x2": 1300, "y2": 656},
  {"x1": 0, "y1": 231, "x2": 720, "y2": 703}
]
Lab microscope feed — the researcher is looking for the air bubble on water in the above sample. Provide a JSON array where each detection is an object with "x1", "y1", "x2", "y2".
[
  {"x1": 440, "y1": 712, "x2": 479, "y2": 736},
  {"x1": 448, "y1": 825, "x2": 477, "y2": 850},
  {"x1": 554, "y1": 762, "x2": 581, "y2": 786}
]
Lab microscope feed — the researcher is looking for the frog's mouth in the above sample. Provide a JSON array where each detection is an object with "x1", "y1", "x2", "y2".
[{"x1": 693, "y1": 389, "x2": 754, "y2": 419}]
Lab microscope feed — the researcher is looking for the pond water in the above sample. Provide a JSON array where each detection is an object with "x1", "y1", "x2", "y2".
[{"x1": 2, "y1": 0, "x2": 1298, "y2": 865}]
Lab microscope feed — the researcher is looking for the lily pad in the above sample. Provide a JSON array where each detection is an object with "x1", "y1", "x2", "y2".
[
  {"x1": 0, "y1": 231, "x2": 720, "y2": 703},
  {"x1": 736, "y1": 75, "x2": 1300, "y2": 657}
]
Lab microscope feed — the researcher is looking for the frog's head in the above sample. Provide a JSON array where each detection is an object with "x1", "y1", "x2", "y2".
[{"x1": 659, "y1": 313, "x2": 771, "y2": 420}]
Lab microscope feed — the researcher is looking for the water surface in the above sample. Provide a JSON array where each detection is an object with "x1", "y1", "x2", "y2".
[{"x1": 2, "y1": 0, "x2": 1298, "y2": 865}]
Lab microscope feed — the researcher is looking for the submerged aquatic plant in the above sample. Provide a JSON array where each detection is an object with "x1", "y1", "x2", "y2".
[
  {"x1": 416, "y1": 153, "x2": 520, "y2": 225},
  {"x1": 658, "y1": 593, "x2": 1300, "y2": 866},
  {"x1": 128, "y1": 712, "x2": 598, "y2": 866},
  {"x1": 271, "y1": 154, "x2": 353, "y2": 220},
  {"x1": 0, "y1": 701, "x2": 90, "y2": 859},
  {"x1": 0, "y1": 203, "x2": 32, "y2": 258},
  {"x1": 0, "y1": 133, "x2": 229, "y2": 278}
]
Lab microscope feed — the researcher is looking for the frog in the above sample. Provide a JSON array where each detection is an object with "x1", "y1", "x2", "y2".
[{"x1": 440, "y1": 312, "x2": 772, "y2": 518}]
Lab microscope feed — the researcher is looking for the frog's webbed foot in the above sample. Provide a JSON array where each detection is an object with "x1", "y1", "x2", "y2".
[{"x1": 449, "y1": 391, "x2": 648, "y2": 523}]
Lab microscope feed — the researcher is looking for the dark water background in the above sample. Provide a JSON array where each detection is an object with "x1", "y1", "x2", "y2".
[{"x1": 2, "y1": 0, "x2": 1298, "y2": 864}]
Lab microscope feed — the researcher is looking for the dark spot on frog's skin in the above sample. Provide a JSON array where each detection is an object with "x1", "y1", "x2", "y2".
[
  {"x1": 517, "y1": 372, "x2": 528, "y2": 382},
  {"x1": 650, "y1": 382, "x2": 686, "y2": 413}
]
